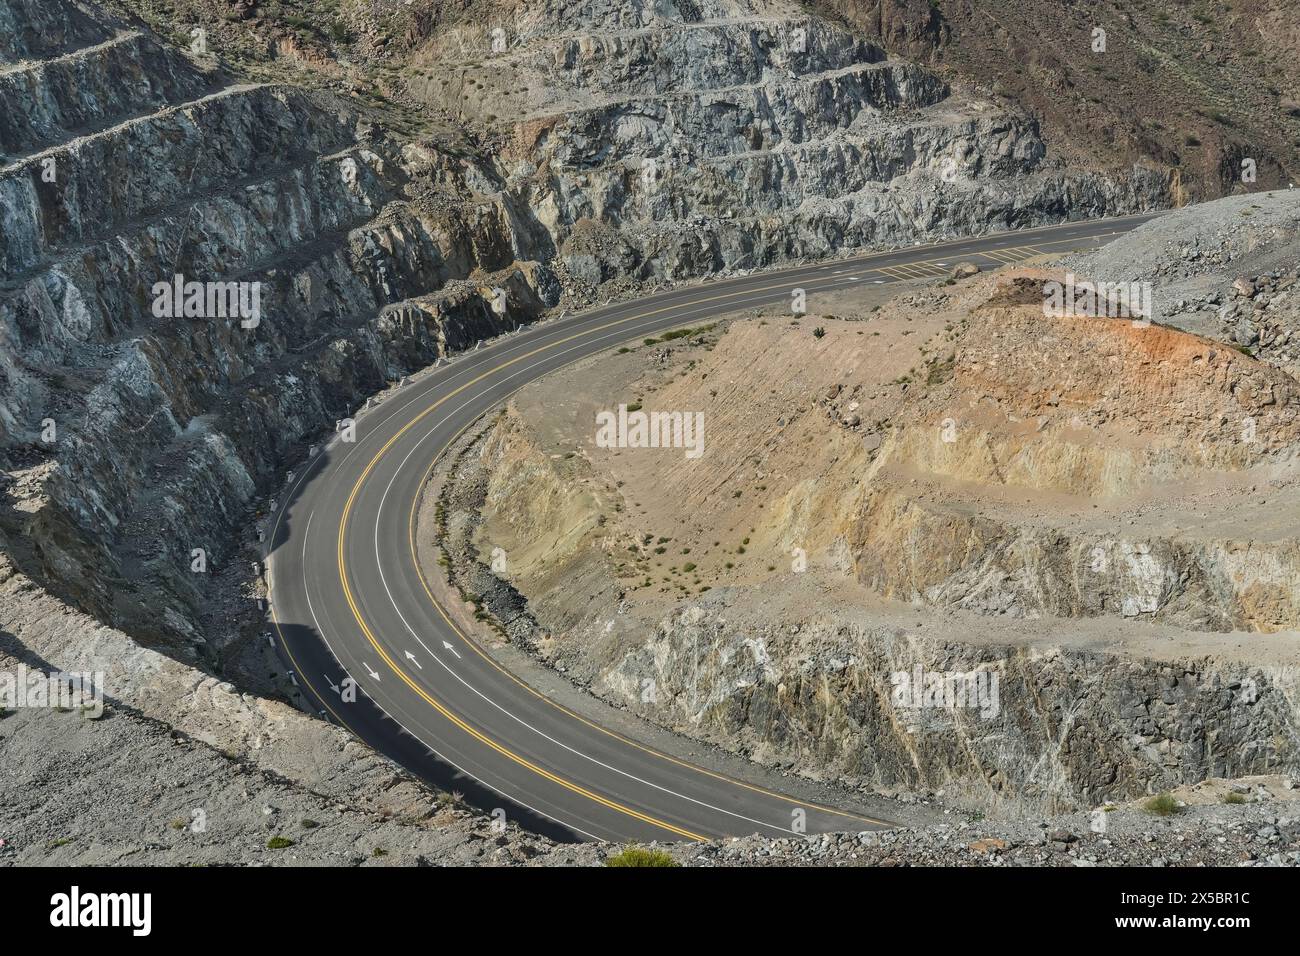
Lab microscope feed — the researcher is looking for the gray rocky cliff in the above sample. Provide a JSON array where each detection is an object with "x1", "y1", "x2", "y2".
[{"x1": 602, "y1": 603, "x2": 1300, "y2": 814}]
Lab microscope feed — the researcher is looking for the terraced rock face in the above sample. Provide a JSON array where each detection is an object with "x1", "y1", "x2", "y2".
[
  {"x1": 0, "y1": 0, "x2": 112, "y2": 63},
  {"x1": 403, "y1": 0, "x2": 1165, "y2": 292},
  {"x1": 0, "y1": 0, "x2": 557, "y2": 653},
  {"x1": 601, "y1": 606, "x2": 1300, "y2": 813},
  {"x1": 0, "y1": 0, "x2": 1167, "y2": 657},
  {"x1": 0, "y1": 29, "x2": 213, "y2": 165}
]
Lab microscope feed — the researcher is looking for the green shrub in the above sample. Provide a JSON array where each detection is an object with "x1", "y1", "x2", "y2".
[
  {"x1": 267, "y1": 836, "x2": 295, "y2": 849},
  {"x1": 1143, "y1": 793, "x2": 1181, "y2": 816},
  {"x1": 605, "y1": 847, "x2": 678, "y2": 867}
]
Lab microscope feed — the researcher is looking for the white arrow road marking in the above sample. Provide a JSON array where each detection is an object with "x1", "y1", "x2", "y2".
[
  {"x1": 281, "y1": 231, "x2": 1082, "y2": 837},
  {"x1": 327, "y1": 677, "x2": 340, "y2": 695},
  {"x1": 405, "y1": 650, "x2": 424, "y2": 669},
  {"x1": 367, "y1": 357, "x2": 836, "y2": 838},
  {"x1": 365, "y1": 663, "x2": 381, "y2": 680},
  {"x1": 291, "y1": 498, "x2": 603, "y2": 841},
  {"x1": 310, "y1": 240, "x2": 1098, "y2": 833}
]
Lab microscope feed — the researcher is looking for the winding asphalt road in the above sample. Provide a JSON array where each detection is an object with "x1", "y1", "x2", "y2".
[{"x1": 266, "y1": 212, "x2": 1161, "y2": 843}]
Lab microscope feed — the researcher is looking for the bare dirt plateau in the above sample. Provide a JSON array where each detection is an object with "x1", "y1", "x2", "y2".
[{"x1": 450, "y1": 271, "x2": 1300, "y2": 649}]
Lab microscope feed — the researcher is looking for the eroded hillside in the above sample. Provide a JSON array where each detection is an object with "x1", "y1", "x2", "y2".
[{"x1": 427, "y1": 196, "x2": 1300, "y2": 813}]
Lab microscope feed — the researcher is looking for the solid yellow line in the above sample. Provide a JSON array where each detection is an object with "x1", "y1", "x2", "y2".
[
  {"x1": 333, "y1": 279, "x2": 843, "y2": 842},
  {"x1": 267, "y1": 467, "x2": 697, "y2": 840},
  {"x1": 338, "y1": 491, "x2": 707, "y2": 840},
  {"x1": 807, "y1": 211, "x2": 1155, "y2": 268},
  {"x1": 312, "y1": 218, "x2": 1142, "y2": 836},
  {"x1": 340, "y1": 560, "x2": 704, "y2": 838},
  {"x1": 405, "y1": 412, "x2": 894, "y2": 829}
]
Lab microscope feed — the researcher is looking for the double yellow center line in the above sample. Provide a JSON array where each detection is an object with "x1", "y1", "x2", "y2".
[{"x1": 321, "y1": 223, "x2": 1117, "y2": 840}]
